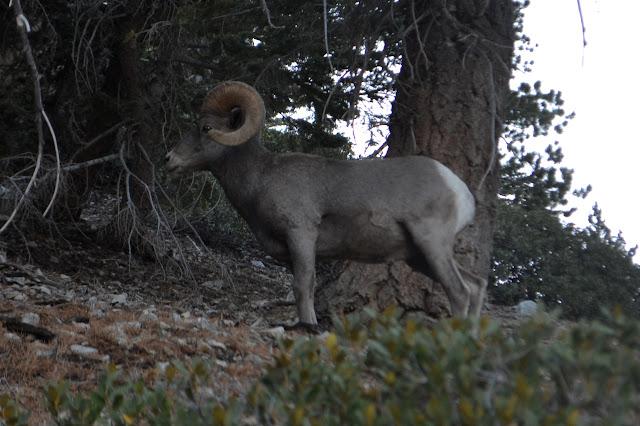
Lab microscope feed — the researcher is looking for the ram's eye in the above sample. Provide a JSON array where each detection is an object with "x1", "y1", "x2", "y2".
[{"x1": 202, "y1": 125, "x2": 212, "y2": 133}]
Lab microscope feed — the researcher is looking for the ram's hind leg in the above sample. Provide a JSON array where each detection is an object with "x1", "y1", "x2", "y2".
[
  {"x1": 456, "y1": 263, "x2": 487, "y2": 317},
  {"x1": 405, "y1": 222, "x2": 471, "y2": 317}
]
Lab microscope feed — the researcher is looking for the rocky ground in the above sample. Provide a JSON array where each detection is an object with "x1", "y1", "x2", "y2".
[{"x1": 0, "y1": 199, "x2": 522, "y2": 423}]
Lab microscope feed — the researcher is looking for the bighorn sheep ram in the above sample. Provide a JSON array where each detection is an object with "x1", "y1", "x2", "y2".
[{"x1": 165, "y1": 81, "x2": 486, "y2": 326}]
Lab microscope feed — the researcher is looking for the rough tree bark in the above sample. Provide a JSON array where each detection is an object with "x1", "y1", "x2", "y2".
[{"x1": 316, "y1": 0, "x2": 515, "y2": 321}]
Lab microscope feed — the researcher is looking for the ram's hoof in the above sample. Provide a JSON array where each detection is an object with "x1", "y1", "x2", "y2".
[{"x1": 283, "y1": 322, "x2": 322, "y2": 334}]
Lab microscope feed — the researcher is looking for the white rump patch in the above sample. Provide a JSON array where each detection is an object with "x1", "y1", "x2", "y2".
[{"x1": 434, "y1": 161, "x2": 475, "y2": 232}]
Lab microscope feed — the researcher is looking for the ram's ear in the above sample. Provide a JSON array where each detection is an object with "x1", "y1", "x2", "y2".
[
  {"x1": 228, "y1": 107, "x2": 245, "y2": 131},
  {"x1": 201, "y1": 81, "x2": 266, "y2": 146}
]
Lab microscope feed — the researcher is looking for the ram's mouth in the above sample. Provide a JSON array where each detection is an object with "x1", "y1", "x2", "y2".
[{"x1": 165, "y1": 165, "x2": 184, "y2": 177}]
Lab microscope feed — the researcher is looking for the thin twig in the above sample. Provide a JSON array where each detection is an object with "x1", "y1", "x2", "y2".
[
  {"x1": 260, "y1": 0, "x2": 284, "y2": 29},
  {"x1": 63, "y1": 153, "x2": 121, "y2": 172},
  {"x1": 323, "y1": 0, "x2": 334, "y2": 74},
  {"x1": 70, "y1": 120, "x2": 130, "y2": 162},
  {"x1": 42, "y1": 111, "x2": 61, "y2": 217}
]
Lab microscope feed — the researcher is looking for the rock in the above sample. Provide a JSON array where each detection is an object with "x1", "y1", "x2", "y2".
[
  {"x1": 21, "y1": 312, "x2": 40, "y2": 325},
  {"x1": 251, "y1": 260, "x2": 265, "y2": 269},
  {"x1": 516, "y1": 300, "x2": 538, "y2": 317},
  {"x1": 139, "y1": 311, "x2": 158, "y2": 323},
  {"x1": 4, "y1": 333, "x2": 22, "y2": 342},
  {"x1": 252, "y1": 299, "x2": 269, "y2": 308},
  {"x1": 74, "y1": 322, "x2": 91, "y2": 330},
  {"x1": 6, "y1": 276, "x2": 27, "y2": 285},
  {"x1": 90, "y1": 309, "x2": 106, "y2": 318},
  {"x1": 70, "y1": 344, "x2": 99, "y2": 356},
  {"x1": 111, "y1": 293, "x2": 128, "y2": 305},
  {"x1": 195, "y1": 317, "x2": 216, "y2": 331},
  {"x1": 284, "y1": 290, "x2": 296, "y2": 303},
  {"x1": 244, "y1": 354, "x2": 264, "y2": 363},
  {"x1": 206, "y1": 339, "x2": 227, "y2": 350},
  {"x1": 4, "y1": 291, "x2": 27, "y2": 302},
  {"x1": 37, "y1": 285, "x2": 52, "y2": 295},
  {"x1": 202, "y1": 280, "x2": 224, "y2": 291},
  {"x1": 263, "y1": 326, "x2": 286, "y2": 338},
  {"x1": 37, "y1": 347, "x2": 57, "y2": 358}
]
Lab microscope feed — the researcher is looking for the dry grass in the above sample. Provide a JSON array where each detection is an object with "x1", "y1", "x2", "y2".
[{"x1": 0, "y1": 298, "x2": 284, "y2": 424}]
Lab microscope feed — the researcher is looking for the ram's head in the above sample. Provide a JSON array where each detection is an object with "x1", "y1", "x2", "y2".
[{"x1": 165, "y1": 81, "x2": 265, "y2": 176}]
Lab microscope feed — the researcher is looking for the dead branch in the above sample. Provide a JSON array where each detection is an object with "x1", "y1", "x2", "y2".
[{"x1": 1, "y1": 0, "x2": 55, "y2": 234}]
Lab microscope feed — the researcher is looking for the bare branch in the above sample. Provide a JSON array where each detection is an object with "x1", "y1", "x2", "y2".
[
  {"x1": 323, "y1": 0, "x2": 335, "y2": 74},
  {"x1": 63, "y1": 154, "x2": 121, "y2": 173},
  {"x1": 42, "y1": 111, "x2": 61, "y2": 218},
  {"x1": 70, "y1": 120, "x2": 130, "y2": 162},
  {"x1": 260, "y1": 0, "x2": 284, "y2": 29},
  {"x1": 1, "y1": 0, "x2": 57, "y2": 233}
]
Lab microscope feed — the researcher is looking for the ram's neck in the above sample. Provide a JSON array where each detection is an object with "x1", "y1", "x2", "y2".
[{"x1": 212, "y1": 138, "x2": 273, "y2": 219}]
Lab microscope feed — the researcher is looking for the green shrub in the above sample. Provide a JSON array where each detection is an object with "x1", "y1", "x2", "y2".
[
  {"x1": 252, "y1": 307, "x2": 640, "y2": 425},
  {"x1": 2, "y1": 308, "x2": 639, "y2": 425}
]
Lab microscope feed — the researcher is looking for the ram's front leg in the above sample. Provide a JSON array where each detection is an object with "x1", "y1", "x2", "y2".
[{"x1": 287, "y1": 230, "x2": 318, "y2": 326}]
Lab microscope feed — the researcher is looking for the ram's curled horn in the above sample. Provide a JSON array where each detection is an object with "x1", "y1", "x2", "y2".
[{"x1": 201, "y1": 81, "x2": 266, "y2": 147}]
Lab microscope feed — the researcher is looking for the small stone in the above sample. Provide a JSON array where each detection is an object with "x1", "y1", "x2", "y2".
[
  {"x1": 197, "y1": 341, "x2": 212, "y2": 352},
  {"x1": 4, "y1": 291, "x2": 27, "y2": 302},
  {"x1": 139, "y1": 311, "x2": 158, "y2": 323},
  {"x1": 90, "y1": 309, "x2": 106, "y2": 318},
  {"x1": 244, "y1": 354, "x2": 264, "y2": 363},
  {"x1": 111, "y1": 293, "x2": 128, "y2": 305},
  {"x1": 7, "y1": 276, "x2": 27, "y2": 285},
  {"x1": 251, "y1": 260, "x2": 265, "y2": 268},
  {"x1": 4, "y1": 333, "x2": 22, "y2": 342},
  {"x1": 37, "y1": 348, "x2": 57, "y2": 358},
  {"x1": 285, "y1": 290, "x2": 296, "y2": 303},
  {"x1": 253, "y1": 299, "x2": 269, "y2": 308},
  {"x1": 516, "y1": 300, "x2": 538, "y2": 316},
  {"x1": 70, "y1": 344, "x2": 99, "y2": 356},
  {"x1": 74, "y1": 322, "x2": 91, "y2": 330},
  {"x1": 21, "y1": 312, "x2": 40, "y2": 325},
  {"x1": 206, "y1": 339, "x2": 227, "y2": 350},
  {"x1": 263, "y1": 326, "x2": 286, "y2": 338},
  {"x1": 195, "y1": 317, "x2": 216, "y2": 331},
  {"x1": 37, "y1": 285, "x2": 52, "y2": 295},
  {"x1": 202, "y1": 280, "x2": 224, "y2": 291}
]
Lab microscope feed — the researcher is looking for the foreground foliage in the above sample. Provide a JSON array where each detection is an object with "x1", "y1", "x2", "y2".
[{"x1": 2, "y1": 308, "x2": 639, "y2": 425}]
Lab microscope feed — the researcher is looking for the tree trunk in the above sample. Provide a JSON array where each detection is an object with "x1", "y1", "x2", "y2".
[
  {"x1": 57, "y1": 1, "x2": 162, "y2": 220},
  {"x1": 316, "y1": 0, "x2": 515, "y2": 322}
]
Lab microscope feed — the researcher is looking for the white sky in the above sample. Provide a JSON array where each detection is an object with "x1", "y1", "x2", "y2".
[
  {"x1": 520, "y1": 0, "x2": 640, "y2": 257},
  {"x1": 348, "y1": 1, "x2": 639, "y2": 260}
]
